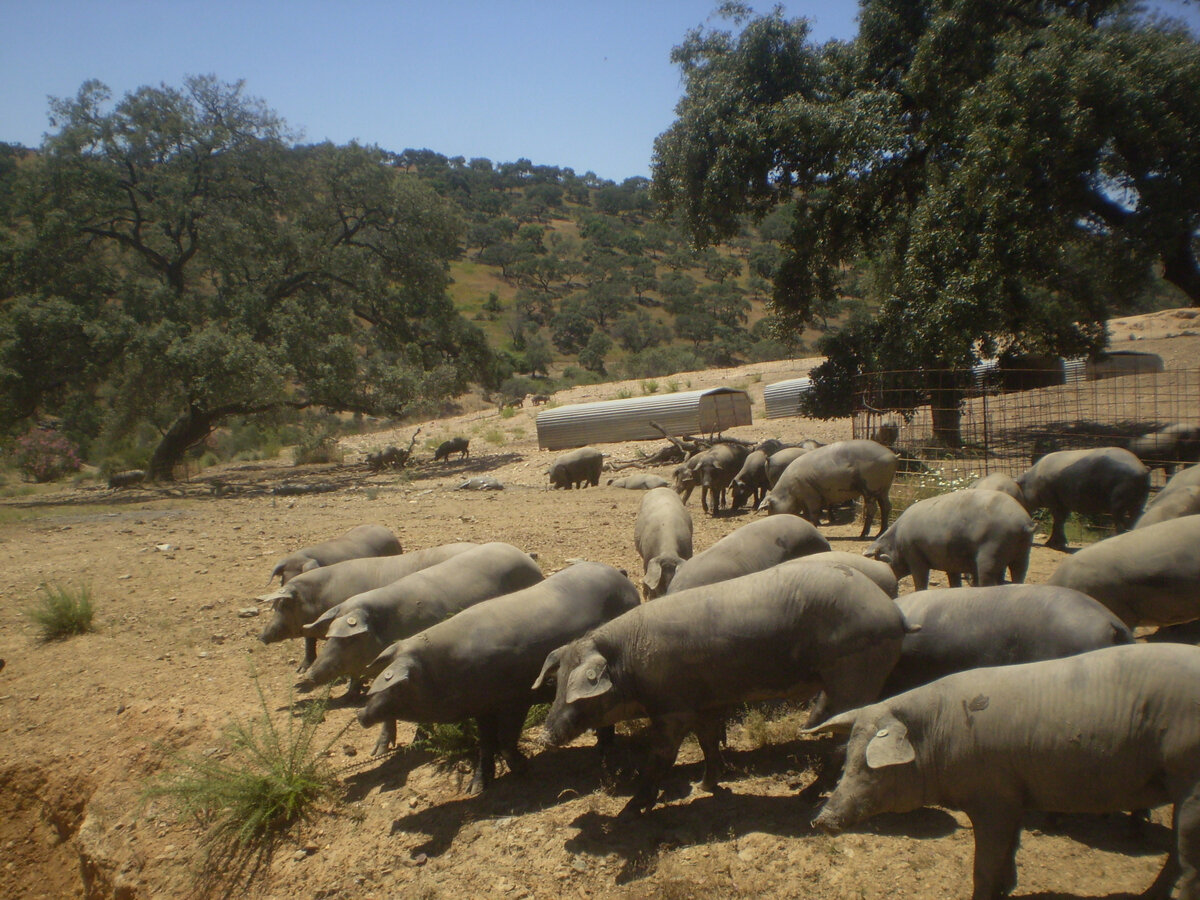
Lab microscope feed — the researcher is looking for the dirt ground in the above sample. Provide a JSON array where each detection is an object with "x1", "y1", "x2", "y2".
[{"x1": 2, "y1": 311, "x2": 1198, "y2": 900}]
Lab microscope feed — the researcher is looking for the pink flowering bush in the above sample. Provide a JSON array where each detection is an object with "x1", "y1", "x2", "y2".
[{"x1": 12, "y1": 428, "x2": 83, "y2": 483}]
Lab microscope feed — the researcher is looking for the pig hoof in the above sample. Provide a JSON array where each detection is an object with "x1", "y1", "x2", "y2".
[
  {"x1": 466, "y1": 777, "x2": 486, "y2": 796},
  {"x1": 371, "y1": 737, "x2": 392, "y2": 757},
  {"x1": 295, "y1": 662, "x2": 311, "y2": 675}
]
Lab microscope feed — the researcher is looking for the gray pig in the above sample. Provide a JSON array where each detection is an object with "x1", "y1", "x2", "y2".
[
  {"x1": 865, "y1": 489, "x2": 1034, "y2": 590},
  {"x1": 1136, "y1": 484, "x2": 1200, "y2": 527},
  {"x1": 1014, "y1": 447, "x2": 1149, "y2": 549},
  {"x1": 1127, "y1": 422, "x2": 1200, "y2": 476},
  {"x1": 686, "y1": 442, "x2": 751, "y2": 515},
  {"x1": 258, "y1": 542, "x2": 478, "y2": 671},
  {"x1": 607, "y1": 473, "x2": 670, "y2": 490},
  {"x1": 269, "y1": 524, "x2": 402, "y2": 584},
  {"x1": 359, "y1": 562, "x2": 639, "y2": 793},
  {"x1": 301, "y1": 542, "x2": 544, "y2": 689},
  {"x1": 810, "y1": 643, "x2": 1200, "y2": 900},
  {"x1": 1135, "y1": 463, "x2": 1200, "y2": 527},
  {"x1": 729, "y1": 449, "x2": 770, "y2": 510},
  {"x1": 884, "y1": 584, "x2": 1133, "y2": 696},
  {"x1": 766, "y1": 446, "x2": 812, "y2": 487},
  {"x1": 666, "y1": 514, "x2": 830, "y2": 594},
  {"x1": 549, "y1": 447, "x2": 603, "y2": 489},
  {"x1": 634, "y1": 487, "x2": 694, "y2": 598},
  {"x1": 791, "y1": 551, "x2": 899, "y2": 598},
  {"x1": 1047, "y1": 514, "x2": 1200, "y2": 627},
  {"x1": 760, "y1": 440, "x2": 899, "y2": 538},
  {"x1": 969, "y1": 472, "x2": 1025, "y2": 506},
  {"x1": 539, "y1": 560, "x2": 908, "y2": 816}
]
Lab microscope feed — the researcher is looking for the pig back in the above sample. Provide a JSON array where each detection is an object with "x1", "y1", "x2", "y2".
[{"x1": 666, "y1": 514, "x2": 829, "y2": 594}]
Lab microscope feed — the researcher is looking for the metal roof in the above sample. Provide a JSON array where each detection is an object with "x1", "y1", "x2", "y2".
[
  {"x1": 536, "y1": 387, "x2": 752, "y2": 450},
  {"x1": 763, "y1": 377, "x2": 812, "y2": 419}
]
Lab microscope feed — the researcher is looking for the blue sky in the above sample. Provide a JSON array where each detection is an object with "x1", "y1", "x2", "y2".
[{"x1": 3, "y1": 1, "x2": 1197, "y2": 182}]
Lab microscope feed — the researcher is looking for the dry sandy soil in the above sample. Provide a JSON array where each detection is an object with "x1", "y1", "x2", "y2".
[{"x1": 2, "y1": 309, "x2": 1198, "y2": 900}]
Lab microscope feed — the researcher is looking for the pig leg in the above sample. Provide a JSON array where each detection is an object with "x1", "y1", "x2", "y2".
[
  {"x1": 965, "y1": 803, "x2": 1022, "y2": 900},
  {"x1": 694, "y1": 712, "x2": 727, "y2": 792},
  {"x1": 948, "y1": 571, "x2": 964, "y2": 588},
  {"x1": 620, "y1": 714, "x2": 691, "y2": 818},
  {"x1": 1045, "y1": 504, "x2": 1069, "y2": 550},
  {"x1": 906, "y1": 554, "x2": 931, "y2": 591},
  {"x1": 858, "y1": 492, "x2": 876, "y2": 539},
  {"x1": 468, "y1": 715, "x2": 499, "y2": 795},
  {"x1": 298, "y1": 636, "x2": 317, "y2": 674},
  {"x1": 496, "y1": 707, "x2": 528, "y2": 778},
  {"x1": 1007, "y1": 548, "x2": 1029, "y2": 584},
  {"x1": 1158, "y1": 784, "x2": 1199, "y2": 900},
  {"x1": 371, "y1": 718, "x2": 397, "y2": 756}
]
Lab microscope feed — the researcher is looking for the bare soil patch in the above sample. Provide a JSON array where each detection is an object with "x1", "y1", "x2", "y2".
[{"x1": 2, "y1": 319, "x2": 1197, "y2": 900}]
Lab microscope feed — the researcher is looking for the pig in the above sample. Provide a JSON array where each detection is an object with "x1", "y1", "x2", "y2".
[
  {"x1": 766, "y1": 446, "x2": 812, "y2": 488},
  {"x1": 810, "y1": 643, "x2": 1200, "y2": 900},
  {"x1": 455, "y1": 476, "x2": 503, "y2": 491},
  {"x1": 1047, "y1": 514, "x2": 1200, "y2": 627},
  {"x1": 884, "y1": 584, "x2": 1133, "y2": 696},
  {"x1": 790, "y1": 551, "x2": 899, "y2": 598},
  {"x1": 634, "y1": 487, "x2": 694, "y2": 598},
  {"x1": 359, "y1": 562, "x2": 639, "y2": 793},
  {"x1": 268, "y1": 524, "x2": 403, "y2": 585},
  {"x1": 539, "y1": 560, "x2": 909, "y2": 816},
  {"x1": 301, "y1": 542, "x2": 544, "y2": 689},
  {"x1": 607, "y1": 473, "x2": 670, "y2": 490},
  {"x1": 864, "y1": 489, "x2": 1034, "y2": 590},
  {"x1": 1127, "y1": 422, "x2": 1200, "y2": 476},
  {"x1": 1135, "y1": 484, "x2": 1200, "y2": 527},
  {"x1": 1014, "y1": 447, "x2": 1149, "y2": 550},
  {"x1": 677, "y1": 442, "x2": 750, "y2": 515},
  {"x1": 760, "y1": 440, "x2": 899, "y2": 538},
  {"x1": 1135, "y1": 463, "x2": 1200, "y2": 528},
  {"x1": 729, "y1": 449, "x2": 770, "y2": 510},
  {"x1": 433, "y1": 437, "x2": 470, "y2": 461},
  {"x1": 666, "y1": 514, "x2": 830, "y2": 595},
  {"x1": 968, "y1": 472, "x2": 1025, "y2": 506},
  {"x1": 258, "y1": 543, "x2": 478, "y2": 671},
  {"x1": 549, "y1": 447, "x2": 603, "y2": 489}
]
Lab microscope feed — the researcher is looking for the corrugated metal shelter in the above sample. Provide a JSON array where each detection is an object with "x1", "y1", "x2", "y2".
[
  {"x1": 536, "y1": 387, "x2": 752, "y2": 450},
  {"x1": 763, "y1": 377, "x2": 812, "y2": 419}
]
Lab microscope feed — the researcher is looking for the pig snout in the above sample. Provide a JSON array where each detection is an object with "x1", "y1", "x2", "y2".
[
  {"x1": 811, "y1": 804, "x2": 846, "y2": 835},
  {"x1": 358, "y1": 694, "x2": 388, "y2": 728}
]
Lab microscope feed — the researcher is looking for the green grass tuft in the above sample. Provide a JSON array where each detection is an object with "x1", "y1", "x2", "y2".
[
  {"x1": 144, "y1": 680, "x2": 348, "y2": 880},
  {"x1": 24, "y1": 583, "x2": 96, "y2": 641}
]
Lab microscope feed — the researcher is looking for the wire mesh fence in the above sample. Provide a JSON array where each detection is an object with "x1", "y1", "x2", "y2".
[{"x1": 850, "y1": 366, "x2": 1200, "y2": 512}]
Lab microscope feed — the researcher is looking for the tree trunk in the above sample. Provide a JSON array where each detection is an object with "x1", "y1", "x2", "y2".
[
  {"x1": 928, "y1": 376, "x2": 965, "y2": 449},
  {"x1": 147, "y1": 405, "x2": 219, "y2": 482}
]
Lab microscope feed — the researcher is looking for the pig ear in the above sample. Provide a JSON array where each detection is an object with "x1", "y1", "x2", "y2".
[
  {"x1": 269, "y1": 561, "x2": 287, "y2": 584},
  {"x1": 531, "y1": 646, "x2": 565, "y2": 690},
  {"x1": 303, "y1": 604, "x2": 344, "y2": 638},
  {"x1": 803, "y1": 709, "x2": 857, "y2": 736},
  {"x1": 368, "y1": 658, "x2": 412, "y2": 695},
  {"x1": 865, "y1": 715, "x2": 916, "y2": 769},
  {"x1": 643, "y1": 560, "x2": 663, "y2": 593},
  {"x1": 563, "y1": 653, "x2": 613, "y2": 705}
]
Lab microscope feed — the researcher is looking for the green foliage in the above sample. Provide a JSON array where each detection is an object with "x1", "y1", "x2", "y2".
[
  {"x1": 10, "y1": 426, "x2": 82, "y2": 482},
  {"x1": 578, "y1": 331, "x2": 613, "y2": 374},
  {"x1": 23, "y1": 582, "x2": 95, "y2": 641},
  {"x1": 410, "y1": 720, "x2": 479, "y2": 758},
  {"x1": 1, "y1": 77, "x2": 491, "y2": 480},
  {"x1": 653, "y1": 3, "x2": 1200, "y2": 435},
  {"x1": 642, "y1": 380, "x2": 659, "y2": 394},
  {"x1": 144, "y1": 682, "x2": 347, "y2": 874}
]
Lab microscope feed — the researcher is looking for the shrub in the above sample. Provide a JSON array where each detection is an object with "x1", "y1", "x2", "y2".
[
  {"x1": 483, "y1": 428, "x2": 506, "y2": 445},
  {"x1": 145, "y1": 682, "x2": 347, "y2": 871},
  {"x1": 292, "y1": 433, "x2": 343, "y2": 465},
  {"x1": 24, "y1": 583, "x2": 96, "y2": 641},
  {"x1": 11, "y1": 428, "x2": 82, "y2": 483},
  {"x1": 642, "y1": 380, "x2": 659, "y2": 394}
]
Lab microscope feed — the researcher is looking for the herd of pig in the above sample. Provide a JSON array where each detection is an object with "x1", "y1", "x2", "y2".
[{"x1": 257, "y1": 437, "x2": 1200, "y2": 900}]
